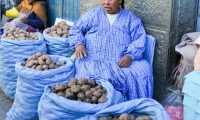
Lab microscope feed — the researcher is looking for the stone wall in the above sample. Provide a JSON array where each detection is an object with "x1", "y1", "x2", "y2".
[{"x1": 80, "y1": 0, "x2": 199, "y2": 100}]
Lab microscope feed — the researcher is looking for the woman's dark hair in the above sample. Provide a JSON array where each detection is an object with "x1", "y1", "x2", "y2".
[{"x1": 121, "y1": 0, "x2": 125, "y2": 9}]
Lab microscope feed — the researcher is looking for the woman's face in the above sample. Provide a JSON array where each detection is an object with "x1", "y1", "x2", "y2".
[
  {"x1": 26, "y1": 0, "x2": 35, "y2": 4},
  {"x1": 101, "y1": 0, "x2": 122, "y2": 14}
]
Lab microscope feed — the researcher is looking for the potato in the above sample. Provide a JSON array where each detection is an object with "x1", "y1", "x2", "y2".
[
  {"x1": 57, "y1": 91, "x2": 65, "y2": 97},
  {"x1": 84, "y1": 98, "x2": 91, "y2": 103},
  {"x1": 77, "y1": 77, "x2": 87, "y2": 85},
  {"x1": 97, "y1": 89, "x2": 104, "y2": 94},
  {"x1": 99, "y1": 116, "x2": 108, "y2": 120},
  {"x1": 38, "y1": 57, "x2": 45, "y2": 65},
  {"x1": 95, "y1": 85, "x2": 103, "y2": 89},
  {"x1": 55, "y1": 84, "x2": 66, "y2": 91},
  {"x1": 65, "y1": 88, "x2": 71, "y2": 92},
  {"x1": 77, "y1": 92, "x2": 85, "y2": 100},
  {"x1": 81, "y1": 85, "x2": 91, "y2": 92},
  {"x1": 112, "y1": 116, "x2": 118, "y2": 120},
  {"x1": 99, "y1": 116, "x2": 112, "y2": 120},
  {"x1": 141, "y1": 116, "x2": 151, "y2": 120},
  {"x1": 42, "y1": 64, "x2": 48, "y2": 70},
  {"x1": 68, "y1": 77, "x2": 78, "y2": 87},
  {"x1": 36, "y1": 52, "x2": 42, "y2": 57},
  {"x1": 33, "y1": 60, "x2": 39, "y2": 65},
  {"x1": 56, "y1": 61, "x2": 61, "y2": 66},
  {"x1": 36, "y1": 65, "x2": 43, "y2": 71},
  {"x1": 65, "y1": 91, "x2": 75, "y2": 99},
  {"x1": 118, "y1": 114, "x2": 129, "y2": 120},
  {"x1": 46, "y1": 29, "x2": 51, "y2": 34},
  {"x1": 21, "y1": 62, "x2": 26, "y2": 66},
  {"x1": 90, "y1": 87, "x2": 96, "y2": 93},
  {"x1": 128, "y1": 114, "x2": 135, "y2": 120},
  {"x1": 91, "y1": 96, "x2": 97, "y2": 103},
  {"x1": 93, "y1": 91, "x2": 102, "y2": 98},
  {"x1": 85, "y1": 90, "x2": 92, "y2": 98},
  {"x1": 49, "y1": 63, "x2": 55, "y2": 69},
  {"x1": 31, "y1": 65, "x2": 37, "y2": 69},
  {"x1": 26, "y1": 60, "x2": 34, "y2": 68},
  {"x1": 87, "y1": 79, "x2": 96, "y2": 87},
  {"x1": 62, "y1": 83, "x2": 68, "y2": 89},
  {"x1": 71, "y1": 85, "x2": 81, "y2": 93},
  {"x1": 102, "y1": 88, "x2": 107, "y2": 93},
  {"x1": 51, "y1": 87, "x2": 57, "y2": 93},
  {"x1": 46, "y1": 58, "x2": 52, "y2": 65},
  {"x1": 98, "y1": 96, "x2": 107, "y2": 103},
  {"x1": 135, "y1": 117, "x2": 143, "y2": 120}
]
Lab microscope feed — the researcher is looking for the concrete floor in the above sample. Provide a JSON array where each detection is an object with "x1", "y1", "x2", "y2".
[{"x1": 0, "y1": 88, "x2": 13, "y2": 120}]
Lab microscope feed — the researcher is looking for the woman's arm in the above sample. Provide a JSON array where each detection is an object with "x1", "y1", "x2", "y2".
[
  {"x1": 125, "y1": 17, "x2": 146, "y2": 61},
  {"x1": 27, "y1": 15, "x2": 44, "y2": 29},
  {"x1": 68, "y1": 9, "x2": 94, "y2": 51}
]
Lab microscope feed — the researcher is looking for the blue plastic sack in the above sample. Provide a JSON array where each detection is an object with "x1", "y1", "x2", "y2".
[
  {"x1": 37, "y1": 79, "x2": 124, "y2": 120},
  {"x1": 0, "y1": 32, "x2": 47, "y2": 100},
  {"x1": 43, "y1": 28, "x2": 74, "y2": 57},
  {"x1": 6, "y1": 55, "x2": 75, "y2": 120},
  {"x1": 78, "y1": 98, "x2": 170, "y2": 120}
]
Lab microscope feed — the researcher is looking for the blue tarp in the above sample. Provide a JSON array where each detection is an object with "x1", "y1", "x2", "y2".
[
  {"x1": 6, "y1": 55, "x2": 75, "y2": 120},
  {"x1": 37, "y1": 79, "x2": 124, "y2": 120},
  {"x1": 0, "y1": 32, "x2": 47, "y2": 99}
]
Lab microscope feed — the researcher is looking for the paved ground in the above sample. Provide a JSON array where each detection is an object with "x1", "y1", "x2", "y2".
[{"x1": 0, "y1": 88, "x2": 13, "y2": 120}]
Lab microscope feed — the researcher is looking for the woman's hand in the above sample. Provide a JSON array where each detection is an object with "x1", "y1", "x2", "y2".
[
  {"x1": 21, "y1": 18, "x2": 28, "y2": 24},
  {"x1": 118, "y1": 55, "x2": 133, "y2": 68},
  {"x1": 75, "y1": 44, "x2": 87, "y2": 59}
]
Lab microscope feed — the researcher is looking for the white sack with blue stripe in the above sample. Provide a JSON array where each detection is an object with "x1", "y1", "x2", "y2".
[
  {"x1": 78, "y1": 98, "x2": 170, "y2": 120},
  {"x1": 6, "y1": 55, "x2": 75, "y2": 120},
  {"x1": 0, "y1": 32, "x2": 47, "y2": 100},
  {"x1": 37, "y1": 79, "x2": 124, "y2": 120},
  {"x1": 43, "y1": 28, "x2": 74, "y2": 57}
]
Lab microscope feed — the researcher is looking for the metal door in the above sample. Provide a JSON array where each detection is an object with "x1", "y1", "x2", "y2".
[
  {"x1": 46, "y1": 0, "x2": 80, "y2": 27},
  {"x1": 196, "y1": 1, "x2": 200, "y2": 31}
]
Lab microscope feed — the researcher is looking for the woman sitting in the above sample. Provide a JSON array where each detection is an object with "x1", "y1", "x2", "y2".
[
  {"x1": 68, "y1": 0, "x2": 153, "y2": 101},
  {"x1": 4, "y1": 0, "x2": 47, "y2": 32}
]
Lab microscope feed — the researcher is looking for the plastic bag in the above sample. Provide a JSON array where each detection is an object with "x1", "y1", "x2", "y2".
[
  {"x1": 6, "y1": 55, "x2": 75, "y2": 120},
  {"x1": 5, "y1": 7, "x2": 19, "y2": 18},
  {"x1": 37, "y1": 79, "x2": 124, "y2": 120},
  {"x1": 0, "y1": 32, "x2": 47, "y2": 99},
  {"x1": 78, "y1": 98, "x2": 170, "y2": 120},
  {"x1": 43, "y1": 28, "x2": 74, "y2": 57},
  {"x1": 170, "y1": 56, "x2": 194, "y2": 91},
  {"x1": 160, "y1": 90, "x2": 183, "y2": 120}
]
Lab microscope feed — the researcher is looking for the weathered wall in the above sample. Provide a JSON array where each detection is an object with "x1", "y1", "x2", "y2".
[{"x1": 80, "y1": 0, "x2": 199, "y2": 100}]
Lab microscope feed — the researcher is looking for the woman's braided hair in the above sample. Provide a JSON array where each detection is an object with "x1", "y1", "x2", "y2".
[{"x1": 121, "y1": 0, "x2": 125, "y2": 9}]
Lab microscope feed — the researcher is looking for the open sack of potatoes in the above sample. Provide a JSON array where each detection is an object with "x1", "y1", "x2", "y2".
[
  {"x1": 43, "y1": 21, "x2": 74, "y2": 57},
  {"x1": 0, "y1": 28, "x2": 47, "y2": 100},
  {"x1": 6, "y1": 52, "x2": 75, "y2": 120},
  {"x1": 78, "y1": 98, "x2": 170, "y2": 120},
  {"x1": 37, "y1": 78, "x2": 124, "y2": 120}
]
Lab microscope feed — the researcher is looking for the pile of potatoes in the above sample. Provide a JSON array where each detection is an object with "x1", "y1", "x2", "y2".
[
  {"x1": 21, "y1": 52, "x2": 65, "y2": 71},
  {"x1": 46, "y1": 21, "x2": 71, "y2": 38},
  {"x1": 1, "y1": 27, "x2": 38, "y2": 40},
  {"x1": 99, "y1": 113, "x2": 151, "y2": 120},
  {"x1": 51, "y1": 77, "x2": 107, "y2": 104}
]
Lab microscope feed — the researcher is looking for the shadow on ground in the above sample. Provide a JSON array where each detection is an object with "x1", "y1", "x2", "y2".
[{"x1": 0, "y1": 88, "x2": 13, "y2": 120}]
